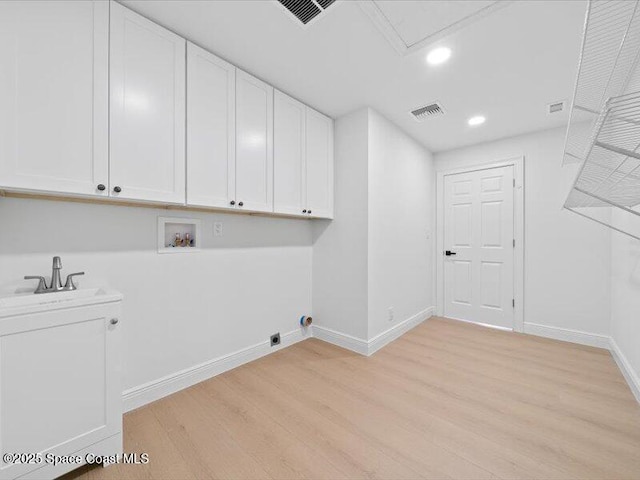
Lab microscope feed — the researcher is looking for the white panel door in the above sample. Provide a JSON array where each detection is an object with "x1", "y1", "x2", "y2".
[
  {"x1": 305, "y1": 108, "x2": 334, "y2": 219},
  {"x1": 443, "y1": 166, "x2": 514, "y2": 329},
  {"x1": 274, "y1": 90, "x2": 306, "y2": 215},
  {"x1": 110, "y1": 2, "x2": 186, "y2": 204},
  {"x1": 235, "y1": 70, "x2": 274, "y2": 213},
  {"x1": 0, "y1": 304, "x2": 121, "y2": 480},
  {"x1": 0, "y1": 1, "x2": 109, "y2": 197},
  {"x1": 187, "y1": 42, "x2": 236, "y2": 209}
]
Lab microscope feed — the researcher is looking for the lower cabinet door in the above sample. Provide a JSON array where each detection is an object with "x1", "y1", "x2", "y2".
[{"x1": 0, "y1": 304, "x2": 122, "y2": 480}]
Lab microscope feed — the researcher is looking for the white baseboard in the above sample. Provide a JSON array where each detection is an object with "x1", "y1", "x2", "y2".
[
  {"x1": 367, "y1": 307, "x2": 434, "y2": 355},
  {"x1": 123, "y1": 310, "x2": 638, "y2": 413},
  {"x1": 123, "y1": 308, "x2": 434, "y2": 412},
  {"x1": 609, "y1": 337, "x2": 640, "y2": 404},
  {"x1": 122, "y1": 327, "x2": 311, "y2": 412},
  {"x1": 311, "y1": 325, "x2": 369, "y2": 355},
  {"x1": 523, "y1": 322, "x2": 610, "y2": 349},
  {"x1": 312, "y1": 307, "x2": 435, "y2": 357}
]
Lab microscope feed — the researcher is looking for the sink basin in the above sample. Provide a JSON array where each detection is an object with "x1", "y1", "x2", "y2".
[{"x1": 0, "y1": 287, "x2": 122, "y2": 316}]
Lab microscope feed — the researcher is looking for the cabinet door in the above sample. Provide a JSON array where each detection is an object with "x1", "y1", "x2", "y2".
[
  {"x1": 235, "y1": 70, "x2": 274, "y2": 213},
  {"x1": 0, "y1": 1, "x2": 109, "y2": 197},
  {"x1": 110, "y1": 3, "x2": 186, "y2": 204},
  {"x1": 306, "y1": 108, "x2": 334, "y2": 219},
  {"x1": 274, "y1": 90, "x2": 306, "y2": 215},
  {"x1": 0, "y1": 304, "x2": 122, "y2": 480},
  {"x1": 187, "y1": 42, "x2": 236, "y2": 209}
]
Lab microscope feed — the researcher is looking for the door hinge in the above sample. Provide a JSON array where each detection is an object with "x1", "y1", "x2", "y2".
[
  {"x1": 513, "y1": 178, "x2": 516, "y2": 187},
  {"x1": 513, "y1": 238, "x2": 515, "y2": 247},
  {"x1": 512, "y1": 299, "x2": 515, "y2": 308}
]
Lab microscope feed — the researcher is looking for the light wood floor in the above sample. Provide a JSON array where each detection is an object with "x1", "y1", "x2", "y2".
[{"x1": 64, "y1": 317, "x2": 640, "y2": 480}]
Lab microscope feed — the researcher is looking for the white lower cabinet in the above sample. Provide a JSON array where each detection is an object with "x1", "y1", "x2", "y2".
[
  {"x1": 109, "y1": 2, "x2": 186, "y2": 204},
  {"x1": 0, "y1": 0, "x2": 109, "y2": 197},
  {"x1": 274, "y1": 92, "x2": 334, "y2": 219},
  {"x1": 0, "y1": 293, "x2": 123, "y2": 480}
]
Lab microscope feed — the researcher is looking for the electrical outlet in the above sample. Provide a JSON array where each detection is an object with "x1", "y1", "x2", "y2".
[
  {"x1": 388, "y1": 307, "x2": 394, "y2": 322},
  {"x1": 270, "y1": 332, "x2": 281, "y2": 347},
  {"x1": 213, "y1": 222, "x2": 223, "y2": 237}
]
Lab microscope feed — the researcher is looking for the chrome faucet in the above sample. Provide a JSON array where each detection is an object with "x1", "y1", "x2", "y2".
[
  {"x1": 50, "y1": 255, "x2": 63, "y2": 290},
  {"x1": 24, "y1": 256, "x2": 85, "y2": 294}
]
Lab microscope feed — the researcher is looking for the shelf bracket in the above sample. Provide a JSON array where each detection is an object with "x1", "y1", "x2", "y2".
[{"x1": 594, "y1": 141, "x2": 640, "y2": 160}]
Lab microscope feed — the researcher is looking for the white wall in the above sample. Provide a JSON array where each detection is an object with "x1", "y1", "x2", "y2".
[
  {"x1": 367, "y1": 109, "x2": 435, "y2": 339},
  {"x1": 435, "y1": 126, "x2": 611, "y2": 338},
  {"x1": 610, "y1": 211, "x2": 640, "y2": 398},
  {"x1": 0, "y1": 197, "x2": 313, "y2": 392},
  {"x1": 313, "y1": 108, "x2": 435, "y2": 343},
  {"x1": 312, "y1": 108, "x2": 369, "y2": 339}
]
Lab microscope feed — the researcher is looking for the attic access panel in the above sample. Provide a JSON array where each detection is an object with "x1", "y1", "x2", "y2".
[{"x1": 360, "y1": 0, "x2": 511, "y2": 55}]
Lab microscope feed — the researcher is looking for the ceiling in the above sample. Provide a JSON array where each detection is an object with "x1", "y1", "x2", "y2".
[
  {"x1": 363, "y1": 1, "x2": 509, "y2": 54},
  {"x1": 122, "y1": 0, "x2": 587, "y2": 153}
]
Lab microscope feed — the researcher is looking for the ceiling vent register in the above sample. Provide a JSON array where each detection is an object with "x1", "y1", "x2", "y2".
[
  {"x1": 410, "y1": 102, "x2": 445, "y2": 122},
  {"x1": 548, "y1": 101, "x2": 565, "y2": 114},
  {"x1": 277, "y1": 0, "x2": 337, "y2": 26}
]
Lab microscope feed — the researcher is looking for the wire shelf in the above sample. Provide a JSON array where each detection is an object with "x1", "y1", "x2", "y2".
[
  {"x1": 563, "y1": 0, "x2": 640, "y2": 241},
  {"x1": 563, "y1": 0, "x2": 640, "y2": 165}
]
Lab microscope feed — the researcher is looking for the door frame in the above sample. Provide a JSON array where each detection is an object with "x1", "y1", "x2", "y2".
[{"x1": 436, "y1": 156, "x2": 525, "y2": 332}]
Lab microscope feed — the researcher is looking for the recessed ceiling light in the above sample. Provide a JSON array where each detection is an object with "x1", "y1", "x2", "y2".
[
  {"x1": 468, "y1": 115, "x2": 486, "y2": 126},
  {"x1": 426, "y1": 47, "x2": 451, "y2": 66}
]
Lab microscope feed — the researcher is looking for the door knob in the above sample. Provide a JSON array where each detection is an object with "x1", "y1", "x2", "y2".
[
  {"x1": 110, "y1": 318, "x2": 119, "y2": 325},
  {"x1": 97, "y1": 184, "x2": 106, "y2": 191},
  {"x1": 238, "y1": 201, "x2": 244, "y2": 207},
  {"x1": 230, "y1": 200, "x2": 235, "y2": 206},
  {"x1": 445, "y1": 250, "x2": 457, "y2": 256},
  {"x1": 113, "y1": 186, "x2": 122, "y2": 193}
]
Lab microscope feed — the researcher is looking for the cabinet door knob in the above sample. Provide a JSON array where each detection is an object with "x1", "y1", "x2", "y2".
[
  {"x1": 113, "y1": 186, "x2": 122, "y2": 193},
  {"x1": 303, "y1": 209, "x2": 307, "y2": 213},
  {"x1": 308, "y1": 210, "x2": 312, "y2": 214},
  {"x1": 110, "y1": 318, "x2": 119, "y2": 325},
  {"x1": 97, "y1": 184, "x2": 106, "y2": 191},
  {"x1": 230, "y1": 200, "x2": 236, "y2": 206},
  {"x1": 238, "y1": 201, "x2": 244, "y2": 207}
]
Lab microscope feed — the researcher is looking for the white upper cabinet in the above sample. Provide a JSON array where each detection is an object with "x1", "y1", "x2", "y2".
[
  {"x1": 274, "y1": 91, "x2": 306, "y2": 216},
  {"x1": 0, "y1": 2, "x2": 333, "y2": 218},
  {"x1": 235, "y1": 70, "x2": 274, "y2": 213},
  {"x1": 110, "y1": 2, "x2": 186, "y2": 204},
  {"x1": 186, "y1": 42, "x2": 236, "y2": 209},
  {"x1": 0, "y1": 1, "x2": 109, "y2": 197},
  {"x1": 305, "y1": 108, "x2": 334, "y2": 219}
]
